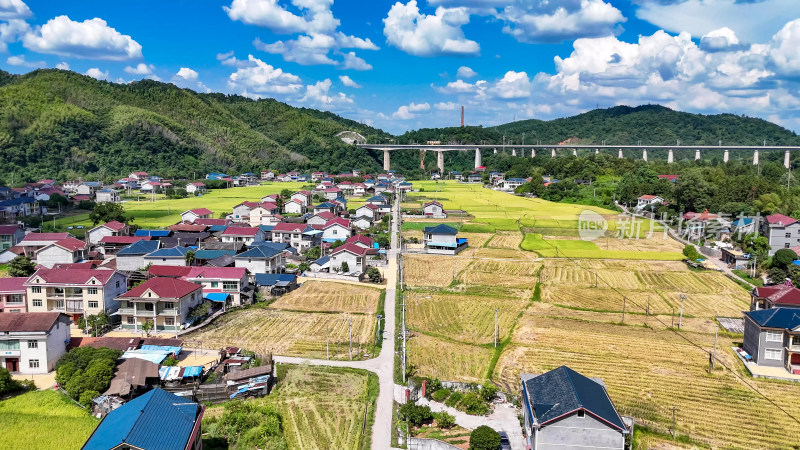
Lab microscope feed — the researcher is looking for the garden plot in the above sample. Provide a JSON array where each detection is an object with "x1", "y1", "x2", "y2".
[{"x1": 270, "y1": 281, "x2": 381, "y2": 314}]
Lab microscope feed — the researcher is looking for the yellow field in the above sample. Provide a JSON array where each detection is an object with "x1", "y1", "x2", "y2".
[
  {"x1": 494, "y1": 317, "x2": 800, "y2": 449},
  {"x1": 403, "y1": 254, "x2": 457, "y2": 287},
  {"x1": 487, "y1": 231, "x2": 523, "y2": 249},
  {"x1": 407, "y1": 293, "x2": 528, "y2": 344},
  {"x1": 270, "y1": 281, "x2": 382, "y2": 314},
  {"x1": 184, "y1": 307, "x2": 376, "y2": 360},
  {"x1": 407, "y1": 333, "x2": 494, "y2": 383},
  {"x1": 458, "y1": 258, "x2": 541, "y2": 288}
]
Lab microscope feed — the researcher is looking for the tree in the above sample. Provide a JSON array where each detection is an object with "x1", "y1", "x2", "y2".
[
  {"x1": 77, "y1": 312, "x2": 110, "y2": 337},
  {"x1": 399, "y1": 403, "x2": 433, "y2": 427},
  {"x1": 8, "y1": 255, "x2": 36, "y2": 277},
  {"x1": 341, "y1": 261, "x2": 350, "y2": 272},
  {"x1": 141, "y1": 320, "x2": 154, "y2": 337},
  {"x1": 469, "y1": 426, "x2": 501, "y2": 450},
  {"x1": 280, "y1": 188, "x2": 293, "y2": 199},
  {"x1": 89, "y1": 202, "x2": 132, "y2": 225},
  {"x1": 479, "y1": 383, "x2": 498, "y2": 402},
  {"x1": 304, "y1": 246, "x2": 321, "y2": 260},
  {"x1": 682, "y1": 245, "x2": 700, "y2": 261},
  {"x1": 367, "y1": 266, "x2": 382, "y2": 283},
  {"x1": 773, "y1": 248, "x2": 798, "y2": 267},
  {"x1": 0, "y1": 367, "x2": 20, "y2": 395},
  {"x1": 434, "y1": 411, "x2": 455, "y2": 428},
  {"x1": 185, "y1": 249, "x2": 196, "y2": 266}
]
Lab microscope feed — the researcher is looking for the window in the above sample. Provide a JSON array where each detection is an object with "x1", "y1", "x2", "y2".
[
  {"x1": 27, "y1": 340, "x2": 38, "y2": 349},
  {"x1": 31, "y1": 286, "x2": 41, "y2": 294},
  {"x1": 787, "y1": 233, "x2": 792, "y2": 238},
  {"x1": 165, "y1": 317, "x2": 175, "y2": 326},
  {"x1": 164, "y1": 302, "x2": 174, "y2": 310},
  {"x1": 765, "y1": 348, "x2": 783, "y2": 360},
  {"x1": 88, "y1": 301, "x2": 99, "y2": 309},
  {"x1": 785, "y1": 243, "x2": 791, "y2": 249},
  {"x1": 126, "y1": 317, "x2": 135, "y2": 325},
  {"x1": 210, "y1": 282, "x2": 219, "y2": 288},
  {"x1": 577, "y1": 410, "x2": 585, "y2": 418},
  {"x1": 144, "y1": 303, "x2": 154, "y2": 311},
  {"x1": 766, "y1": 330, "x2": 783, "y2": 342},
  {"x1": 28, "y1": 359, "x2": 39, "y2": 369},
  {"x1": 792, "y1": 335, "x2": 800, "y2": 347},
  {"x1": 0, "y1": 341, "x2": 19, "y2": 350},
  {"x1": 32, "y1": 299, "x2": 42, "y2": 307},
  {"x1": 88, "y1": 288, "x2": 98, "y2": 295},
  {"x1": 116, "y1": 281, "x2": 120, "y2": 288},
  {"x1": 223, "y1": 281, "x2": 238, "y2": 292},
  {"x1": 8, "y1": 294, "x2": 22, "y2": 304},
  {"x1": 55, "y1": 300, "x2": 64, "y2": 309}
]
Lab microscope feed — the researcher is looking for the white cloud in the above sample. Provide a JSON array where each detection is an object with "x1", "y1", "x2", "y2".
[
  {"x1": 85, "y1": 67, "x2": 109, "y2": 80},
  {"x1": 55, "y1": 61, "x2": 69, "y2": 70},
  {"x1": 0, "y1": 19, "x2": 29, "y2": 52},
  {"x1": 6, "y1": 54, "x2": 44, "y2": 68},
  {"x1": 0, "y1": 0, "x2": 30, "y2": 20},
  {"x1": 635, "y1": 0, "x2": 798, "y2": 44},
  {"x1": 499, "y1": 0, "x2": 625, "y2": 43},
  {"x1": 23, "y1": 16, "x2": 142, "y2": 60},
  {"x1": 301, "y1": 78, "x2": 354, "y2": 109},
  {"x1": 339, "y1": 75, "x2": 361, "y2": 88},
  {"x1": 341, "y1": 51, "x2": 372, "y2": 70},
  {"x1": 393, "y1": 101, "x2": 430, "y2": 119},
  {"x1": 176, "y1": 67, "x2": 199, "y2": 81},
  {"x1": 490, "y1": 71, "x2": 532, "y2": 99},
  {"x1": 434, "y1": 101, "x2": 458, "y2": 110},
  {"x1": 227, "y1": 53, "x2": 303, "y2": 95},
  {"x1": 224, "y1": 0, "x2": 319, "y2": 34},
  {"x1": 254, "y1": 34, "x2": 337, "y2": 65},
  {"x1": 434, "y1": 79, "x2": 480, "y2": 94},
  {"x1": 769, "y1": 19, "x2": 800, "y2": 76},
  {"x1": 124, "y1": 63, "x2": 154, "y2": 75},
  {"x1": 456, "y1": 66, "x2": 477, "y2": 78},
  {"x1": 700, "y1": 27, "x2": 746, "y2": 52},
  {"x1": 383, "y1": 0, "x2": 479, "y2": 57}
]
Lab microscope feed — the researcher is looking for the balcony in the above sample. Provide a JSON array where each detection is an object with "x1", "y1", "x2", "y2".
[
  {"x1": 158, "y1": 308, "x2": 179, "y2": 316},
  {"x1": 118, "y1": 307, "x2": 135, "y2": 315}
]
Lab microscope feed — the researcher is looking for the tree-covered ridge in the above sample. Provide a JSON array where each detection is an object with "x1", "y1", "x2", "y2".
[
  {"x1": 398, "y1": 105, "x2": 800, "y2": 147},
  {"x1": 0, "y1": 69, "x2": 391, "y2": 183}
]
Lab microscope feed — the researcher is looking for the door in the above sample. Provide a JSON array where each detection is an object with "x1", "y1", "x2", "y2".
[{"x1": 5, "y1": 358, "x2": 18, "y2": 372}]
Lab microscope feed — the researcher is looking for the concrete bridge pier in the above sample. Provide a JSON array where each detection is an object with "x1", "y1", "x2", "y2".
[
  {"x1": 551, "y1": 148, "x2": 556, "y2": 158},
  {"x1": 595, "y1": 148, "x2": 599, "y2": 155},
  {"x1": 437, "y1": 150, "x2": 444, "y2": 174},
  {"x1": 383, "y1": 149, "x2": 390, "y2": 171},
  {"x1": 754, "y1": 149, "x2": 759, "y2": 165},
  {"x1": 512, "y1": 148, "x2": 517, "y2": 157},
  {"x1": 785, "y1": 150, "x2": 791, "y2": 169},
  {"x1": 618, "y1": 149, "x2": 623, "y2": 159},
  {"x1": 723, "y1": 149, "x2": 729, "y2": 163},
  {"x1": 643, "y1": 149, "x2": 648, "y2": 162},
  {"x1": 474, "y1": 148, "x2": 482, "y2": 169},
  {"x1": 493, "y1": 148, "x2": 497, "y2": 154},
  {"x1": 572, "y1": 149, "x2": 578, "y2": 157},
  {"x1": 695, "y1": 149, "x2": 701, "y2": 161},
  {"x1": 668, "y1": 149, "x2": 674, "y2": 163},
  {"x1": 531, "y1": 148, "x2": 536, "y2": 157}
]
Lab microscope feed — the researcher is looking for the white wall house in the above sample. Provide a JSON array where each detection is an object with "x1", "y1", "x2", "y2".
[
  {"x1": 24, "y1": 268, "x2": 128, "y2": 323},
  {"x1": 116, "y1": 240, "x2": 159, "y2": 271},
  {"x1": 322, "y1": 219, "x2": 352, "y2": 242},
  {"x1": 34, "y1": 238, "x2": 87, "y2": 268},
  {"x1": 181, "y1": 208, "x2": 214, "y2": 223},
  {"x1": 86, "y1": 221, "x2": 129, "y2": 245},
  {"x1": 0, "y1": 312, "x2": 72, "y2": 374},
  {"x1": 234, "y1": 246, "x2": 285, "y2": 274}
]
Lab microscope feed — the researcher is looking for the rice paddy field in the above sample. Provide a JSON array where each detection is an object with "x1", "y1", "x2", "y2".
[
  {"x1": 185, "y1": 282, "x2": 381, "y2": 360},
  {"x1": 0, "y1": 390, "x2": 99, "y2": 450},
  {"x1": 204, "y1": 364, "x2": 377, "y2": 450}
]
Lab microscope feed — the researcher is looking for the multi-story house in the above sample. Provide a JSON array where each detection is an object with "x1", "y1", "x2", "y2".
[
  {"x1": 271, "y1": 223, "x2": 321, "y2": 250},
  {"x1": 116, "y1": 240, "x2": 160, "y2": 271},
  {"x1": 86, "y1": 221, "x2": 130, "y2": 245},
  {"x1": 0, "y1": 277, "x2": 27, "y2": 313},
  {"x1": 290, "y1": 191, "x2": 312, "y2": 207},
  {"x1": 234, "y1": 245, "x2": 285, "y2": 274},
  {"x1": 143, "y1": 246, "x2": 193, "y2": 267},
  {"x1": 423, "y1": 224, "x2": 468, "y2": 255},
  {"x1": 761, "y1": 214, "x2": 800, "y2": 255},
  {"x1": 148, "y1": 266, "x2": 252, "y2": 307},
  {"x1": 117, "y1": 277, "x2": 202, "y2": 331},
  {"x1": 307, "y1": 211, "x2": 335, "y2": 226},
  {"x1": 95, "y1": 189, "x2": 121, "y2": 203},
  {"x1": 743, "y1": 307, "x2": 800, "y2": 374},
  {"x1": 330, "y1": 243, "x2": 367, "y2": 274},
  {"x1": 0, "y1": 225, "x2": 25, "y2": 251},
  {"x1": 221, "y1": 227, "x2": 265, "y2": 246},
  {"x1": 34, "y1": 237, "x2": 88, "y2": 267},
  {"x1": 17, "y1": 232, "x2": 71, "y2": 257},
  {"x1": 24, "y1": 268, "x2": 128, "y2": 322},
  {"x1": 180, "y1": 208, "x2": 214, "y2": 223},
  {"x1": 0, "y1": 312, "x2": 71, "y2": 374},
  {"x1": 322, "y1": 218, "x2": 352, "y2": 243}
]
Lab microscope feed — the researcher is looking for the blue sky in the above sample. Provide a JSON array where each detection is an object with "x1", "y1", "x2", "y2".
[{"x1": 1, "y1": 0, "x2": 799, "y2": 134}]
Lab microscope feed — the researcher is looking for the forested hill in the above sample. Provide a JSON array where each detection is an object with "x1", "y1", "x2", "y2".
[
  {"x1": 399, "y1": 105, "x2": 800, "y2": 147},
  {"x1": 0, "y1": 69, "x2": 391, "y2": 183}
]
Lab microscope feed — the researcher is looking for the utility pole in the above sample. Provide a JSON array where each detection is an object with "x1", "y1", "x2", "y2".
[
  {"x1": 326, "y1": 326, "x2": 329, "y2": 360},
  {"x1": 402, "y1": 294, "x2": 407, "y2": 383},
  {"x1": 622, "y1": 297, "x2": 626, "y2": 323},
  {"x1": 494, "y1": 308, "x2": 498, "y2": 348},
  {"x1": 679, "y1": 294, "x2": 686, "y2": 329},
  {"x1": 348, "y1": 318, "x2": 353, "y2": 360},
  {"x1": 671, "y1": 406, "x2": 677, "y2": 440}
]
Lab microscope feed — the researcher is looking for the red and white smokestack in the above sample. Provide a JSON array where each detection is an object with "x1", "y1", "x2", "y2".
[{"x1": 461, "y1": 106, "x2": 464, "y2": 127}]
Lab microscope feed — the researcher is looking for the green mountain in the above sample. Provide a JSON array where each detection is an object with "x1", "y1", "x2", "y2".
[{"x1": 0, "y1": 69, "x2": 391, "y2": 183}]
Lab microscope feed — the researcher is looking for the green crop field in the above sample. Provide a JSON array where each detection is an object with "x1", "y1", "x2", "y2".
[{"x1": 0, "y1": 390, "x2": 98, "y2": 450}]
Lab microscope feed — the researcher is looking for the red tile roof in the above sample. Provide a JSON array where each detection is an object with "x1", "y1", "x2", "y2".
[
  {"x1": 332, "y1": 243, "x2": 368, "y2": 256},
  {"x1": 766, "y1": 214, "x2": 798, "y2": 226},
  {"x1": 120, "y1": 277, "x2": 201, "y2": 299},
  {"x1": 53, "y1": 237, "x2": 87, "y2": 251},
  {"x1": 187, "y1": 208, "x2": 213, "y2": 215},
  {"x1": 313, "y1": 211, "x2": 336, "y2": 220},
  {"x1": 753, "y1": 284, "x2": 800, "y2": 306},
  {"x1": 189, "y1": 182, "x2": 205, "y2": 186},
  {"x1": 0, "y1": 225, "x2": 21, "y2": 235},
  {"x1": 103, "y1": 221, "x2": 127, "y2": 231},
  {"x1": 183, "y1": 267, "x2": 247, "y2": 280},
  {"x1": 682, "y1": 209, "x2": 718, "y2": 221},
  {"x1": 49, "y1": 262, "x2": 98, "y2": 270},
  {"x1": 346, "y1": 235, "x2": 372, "y2": 246},
  {"x1": 20, "y1": 233, "x2": 70, "y2": 243},
  {"x1": 99, "y1": 236, "x2": 149, "y2": 244},
  {"x1": 222, "y1": 227, "x2": 259, "y2": 236},
  {"x1": 272, "y1": 223, "x2": 309, "y2": 233},
  {"x1": 148, "y1": 265, "x2": 193, "y2": 277},
  {"x1": 638, "y1": 195, "x2": 658, "y2": 200},
  {"x1": 324, "y1": 218, "x2": 351, "y2": 228},
  {"x1": 0, "y1": 277, "x2": 27, "y2": 293},
  {"x1": 26, "y1": 268, "x2": 119, "y2": 285},
  {"x1": 423, "y1": 201, "x2": 443, "y2": 208},
  {"x1": 0, "y1": 312, "x2": 68, "y2": 332}
]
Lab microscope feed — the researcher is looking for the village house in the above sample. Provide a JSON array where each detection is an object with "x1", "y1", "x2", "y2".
[
  {"x1": 322, "y1": 218, "x2": 352, "y2": 242},
  {"x1": 34, "y1": 237, "x2": 88, "y2": 267},
  {"x1": 143, "y1": 246, "x2": 194, "y2": 267},
  {"x1": 254, "y1": 273, "x2": 297, "y2": 296},
  {"x1": 117, "y1": 277, "x2": 203, "y2": 331},
  {"x1": 521, "y1": 366, "x2": 630, "y2": 450},
  {"x1": 291, "y1": 191, "x2": 312, "y2": 207},
  {"x1": 271, "y1": 223, "x2": 321, "y2": 250},
  {"x1": 352, "y1": 216, "x2": 373, "y2": 230},
  {"x1": 353, "y1": 183, "x2": 367, "y2": 196},
  {"x1": 182, "y1": 267, "x2": 251, "y2": 307},
  {"x1": 0, "y1": 312, "x2": 71, "y2": 374},
  {"x1": 180, "y1": 208, "x2": 214, "y2": 223},
  {"x1": 234, "y1": 245, "x2": 285, "y2": 274},
  {"x1": 17, "y1": 232, "x2": 72, "y2": 257},
  {"x1": 743, "y1": 308, "x2": 800, "y2": 374},
  {"x1": 0, "y1": 277, "x2": 27, "y2": 313},
  {"x1": 128, "y1": 172, "x2": 149, "y2": 182},
  {"x1": 186, "y1": 182, "x2": 206, "y2": 194},
  {"x1": 731, "y1": 217, "x2": 756, "y2": 237},
  {"x1": 86, "y1": 221, "x2": 130, "y2": 245},
  {"x1": 248, "y1": 203, "x2": 282, "y2": 227},
  {"x1": 116, "y1": 240, "x2": 160, "y2": 271},
  {"x1": 0, "y1": 224, "x2": 25, "y2": 250},
  {"x1": 423, "y1": 224, "x2": 468, "y2": 255},
  {"x1": 330, "y1": 243, "x2": 368, "y2": 274},
  {"x1": 356, "y1": 204, "x2": 380, "y2": 221},
  {"x1": 24, "y1": 268, "x2": 128, "y2": 322},
  {"x1": 761, "y1": 214, "x2": 800, "y2": 255},
  {"x1": 98, "y1": 236, "x2": 148, "y2": 257},
  {"x1": 76, "y1": 182, "x2": 101, "y2": 196},
  {"x1": 82, "y1": 388, "x2": 204, "y2": 450},
  {"x1": 635, "y1": 195, "x2": 664, "y2": 211},
  {"x1": 422, "y1": 201, "x2": 445, "y2": 218},
  {"x1": 366, "y1": 195, "x2": 386, "y2": 206},
  {"x1": 750, "y1": 284, "x2": 800, "y2": 310},
  {"x1": 221, "y1": 227, "x2": 265, "y2": 246},
  {"x1": 681, "y1": 210, "x2": 720, "y2": 241},
  {"x1": 501, "y1": 177, "x2": 527, "y2": 191},
  {"x1": 283, "y1": 198, "x2": 305, "y2": 215},
  {"x1": 312, "y1": 202, "x2": 337, "y2": 215},
  {"x1": 95, "y1": 189, "x2": 120, "y2": 203},
  {"x1": 261, "y1": 170, "x2": 275, "y2": 180},
  {"x1": 307, "y1": 211, "x2": 336, "y2": 226},
  {"x1": 466, "y1": 173, "x2": 483, "y2": 183}
]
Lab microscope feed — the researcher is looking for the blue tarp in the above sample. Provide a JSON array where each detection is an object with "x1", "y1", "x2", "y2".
[
  {"x1": 205, "y1": 292, "x2": 229, "y2": 302},
  {"x1": 121, "y1": 349, "x2": 171, "y2": 364},
  {"x1": 457, "y1": 238, "x2": 468, "y2": 245},
  {"x1": 140, "y1": 345, "x2": 182, "y2": 356},
  {"x1": 792, "y1": 260, "x2": 800, "y2": 267},
  {"x1": 181, "y1": 366, "x2": 203, "y2": 378}
]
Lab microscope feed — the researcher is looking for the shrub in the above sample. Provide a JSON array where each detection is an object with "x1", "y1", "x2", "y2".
[
  {"x1": 367, "y1": 266, "x2": 382, "y2": 283},
  {"x1": 682, "y1": 245, "x2": 700, "y2": 261},
  {"x1": 434, "y1": 411, "x2": 455, "y2": 429},
  {"x1": 162, "y1": 355, "x2": 179, "y2": 366},
  {"x1": 55, "y1": 346, "x2": 121, "y2": 401},
  {"x1": 459, "y1": 391, "x2": 490, "y2": 415},
  {"x1": 79, "y1": 390, "x2": 99, "y2": 407},
  {"x1": 479, "y1": 383, "x2": 498, "y2": 402},
  {"x1": 431, "y1": 388, "x2": 451, "y2": 402},
  {"x1": 0, "y1": 367, "x2": 20, "y2": 394},
  {"x1": 341, "y1": 261, "x2": 350, "y2": 272},
  {"x1": 444, "y1": 391, "x2": 462, "y2": 408},
  {"x1": 399, "y1": 403, "x2": 433, "y2": 427},
  {"x1": 469, "y1": 425, "x2": 501, "y2": 450}
]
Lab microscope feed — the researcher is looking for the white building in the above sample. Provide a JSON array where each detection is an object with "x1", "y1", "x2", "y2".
[
  {"x1": 116, "y1": 240, "x2": 160, "y2": 271},
  {"x1": 186, "y1": 182, "x2": 206, "y2": 194},
  {"x1": 330, "y1": 243, "x2": 367, "y2": 274},
  {"x1": 24, "y1": 268, "x2": 128, "y2": 323},
  {"x1": 180, "y1": 208, "x2": 214, "y2": 223},
  {"x1": 117, "y1": 277, "x2": 202, "y2": 331},
  {"x1": 234, "y1": 246, "x2": 285, "y2": 274},
  {"x1": 0, "y1": 312, "x2": 71, "y2": 374},
  {"x1": 86, "y1": 221, "x2": 129, "y2": 245},
  {"x1": 322, "y1": 218, "x2": 352, "y2": 242},
  {"x1": 34, "y1": 238, "x2": 87, "y2": 268},
  {"x1": 96, "y1": 189, "x2": 121, "y2": 203}
]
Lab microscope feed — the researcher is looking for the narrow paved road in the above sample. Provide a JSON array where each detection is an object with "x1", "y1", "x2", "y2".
[{"x1": 273, "y1": 197, "x2": 400, "y2": 449}]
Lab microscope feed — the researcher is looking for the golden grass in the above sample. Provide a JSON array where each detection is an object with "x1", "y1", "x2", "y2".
[
  {"x1": 270, "y1": 281, "x2": 382, "y2": 314},
  {"x1": 487, "y1": 231, "x2": 523, "y2": 249},
  {"x1": 403, "y1": 254, "x2": 457, "y2": 287},
  {"x1": 408, "y1": 333, "x2": 493, "y2": 383}
]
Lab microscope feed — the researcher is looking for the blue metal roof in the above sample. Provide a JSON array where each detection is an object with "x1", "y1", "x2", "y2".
[
  {"x1": 732, "y1": 218, "x2": 754, "y2": 227},
  {"x1": 254, "y1": 273, "x2": 297, "y2": 286},
  {"x1": 117, "y1": 240, "x2": 159, "y2": 256},
  {"x1": 135, "y1": 229, "x2": 171, "y2": 237},
  {"x1": 312, "y1": 255, "x2": 331, "y2": 266},
  {"x1": 82, "y1": 388, "x2": 200, "y2": 450},
  {"x1": 423, "y1": 224, "x2": 458, "y2": 235},
  {"x1": 259, "y1": 225, "x2": 275, "y2": 232},
  {"x1": 195, "y1": 249, "x2": 236, "y2": 260},
  {"x1": 367, "y1": 195, "x2": 385, "y2": 202},
  {"x1": 248, "y1": 241, "x2": 289, "y2": 251},
  {"x1": 745, "y1": 307, "x2": 800, "y2": 330},
  {"x1": 208, "y1": 225, "x2": 227, "y2": 232},
  {"x1": 145, "y1": 246, "x2": 192, "y2": 258},
  {"x1": 236, "y1": 245, "x2": 283, "y2": 259},
  {"x1": 523, "y1": 366, "x2": 625, "y2": 431},
  {"x1": 314, "y1": 202, "x2": 336, "y2": 208},
  {"x1": 140, "y1": 345, "x2": 182, "y2": 355},
  {"x1": 205, "y1": 292, "x2": 229, "y2": 302}
]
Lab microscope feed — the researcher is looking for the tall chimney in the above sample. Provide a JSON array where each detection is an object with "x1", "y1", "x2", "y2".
[{"x1": 461, "y1": 106, "x2": 464, "y2": 127}]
